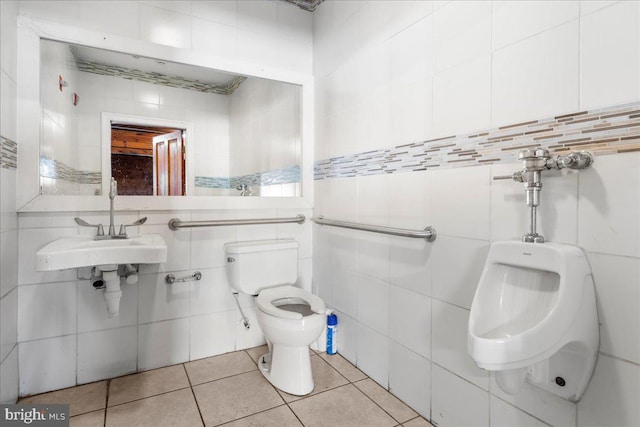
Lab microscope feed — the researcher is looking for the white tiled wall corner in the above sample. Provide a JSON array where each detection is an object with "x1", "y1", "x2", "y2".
[
  {"x1": 577, "y1": 355, "x2": 640, "y2": 427},
  {"x1": 0, "y1": 288, "x2": 17, "y2": 362},
  {"x1": 578, "y1": 152, "x2": 640, "y2": 258},
  {"x1": 190, "y1": 311, "x2": 236, "y2": 361},
  {"x1": 138, "y1": 318, "x2": 190, "y2": 371},
  {"x1": 77, "y1": 326, "x2": 137, "y2": 384},
  {"x1": 489, "y1": 396, "x2": 549, "y2": 427},
  {"x1": 431, "y1": 300, "x2": 489, "y2": 390},
  {"x1": 389, "y1": 341, "x2": 431, "y2": 419},
  {"x1": 588, "y1": 253, "x2": 640, "y2": 364},
  {"x1": 0, "y1": 230, "x2": 18, "y2": 298},
  {"x1": 356, "y1": 322, "x2": 390, "y2": 388},
  {"x1": 580, "y1": 1, "x2": 640, "y2": 109},
  {"x1": 18, "y1": 282, "x2": 76, "y2": 342},
  {"x1": 0, "y1": 169, "x2": 17, "y2": 232},
  {"x1": 431, "y1": 364, "x2": 489, "y2": 427},
  {"x1": 0, "y1": 347, "x2": 18, "y2": 404},
  {"x1": 491, "y1": 20, "x2": 580, "y2": 127},
  {"x1": 431, "y1": 236, "x2": 489, "y2": 310},
  {"x1": 19, "y1": 335, "x2": 77, "y2": 396},
  {"x1": 334, "y1": 310, "x2": 357, "y2": 364},
  {"x1": 489, "y1": 373, "x2": 577, "y2": 427},
  {"x1": 389, "y1": 286, "x2": 431, "y2": 359}
]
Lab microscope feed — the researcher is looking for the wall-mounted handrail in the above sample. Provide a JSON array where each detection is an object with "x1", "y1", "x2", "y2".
[
  {"x1": 312, "y1": 216, "x2": 436, "y2": 242},
  {"x1": 168, "y1": 214, "x2": 306, "y2": 230}
]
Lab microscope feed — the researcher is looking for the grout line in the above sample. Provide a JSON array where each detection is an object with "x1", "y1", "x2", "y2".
[
  {"x1": 182, "y1": 363, "x2": 206, "y2": 427},
  {"x1": 103, "y1": 379, "x2": 110, "y2": 427},
  {"x1": 350, "y1": 380, "x2": 411, "y2": 425},
  {"x1": 106, "y1": 385, "x2": 192, "y2": 410}
]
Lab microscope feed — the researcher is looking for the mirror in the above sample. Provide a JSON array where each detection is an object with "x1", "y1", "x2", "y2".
[{"x1": 38, "y1": 39, "x2": 302, "y2": 198}]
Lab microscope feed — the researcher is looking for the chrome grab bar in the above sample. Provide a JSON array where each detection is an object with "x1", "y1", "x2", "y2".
[
  {"x1": 168, "y1": 214, "x2": 306, "y2": 230},
  {"x1": 312, "y1": 216, "x2": 436, "y2": 242},
  {"x1": 165, "y1": 271, "x2": 202, "y2": 284}
]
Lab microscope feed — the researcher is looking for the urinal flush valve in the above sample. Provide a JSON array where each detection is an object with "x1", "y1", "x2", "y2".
[{"x1": 494, "y1": 149, "x2": 593, "y2": 243}]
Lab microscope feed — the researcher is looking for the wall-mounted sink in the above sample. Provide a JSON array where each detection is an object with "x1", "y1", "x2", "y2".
[{"x1": 36, "y1": 234, "x2": 167, "y2": 271}]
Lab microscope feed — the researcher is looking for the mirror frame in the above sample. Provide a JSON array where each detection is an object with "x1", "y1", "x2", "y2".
[{"x1": 17, "y1": 17, "x2": 314, "y2": 212}]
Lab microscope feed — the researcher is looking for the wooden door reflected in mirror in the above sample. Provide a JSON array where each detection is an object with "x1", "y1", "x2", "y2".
[{"x1": 111, "y1": 123, "x2": 185, "y2": 196}]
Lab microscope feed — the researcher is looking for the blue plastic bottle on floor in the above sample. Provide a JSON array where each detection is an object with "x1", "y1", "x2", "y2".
[{"x1": 326, "y1": 313, "x2": 338, "y2": 355}]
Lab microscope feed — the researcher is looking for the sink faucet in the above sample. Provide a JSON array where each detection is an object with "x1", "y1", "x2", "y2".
[
  {"x1": 74, "y1": 177, "x2": 148, "y2": 240},
  {"x1": 109, "y1": 177, "x2": 117, "y2": 236}
]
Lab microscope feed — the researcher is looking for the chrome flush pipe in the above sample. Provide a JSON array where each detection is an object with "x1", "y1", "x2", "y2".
[{"x1": 494, "y1": 149, "x2": 593, "y2": 243}]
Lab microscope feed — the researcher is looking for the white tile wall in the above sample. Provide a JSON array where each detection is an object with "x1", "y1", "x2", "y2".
[
  {"x1": 314, "y1": 3, "x2": 640, "y2": 427},
  {"x1": 431, "y1": 364, "x2": 489, "y2": 427},
  {"x1": 389, "y1": 341, "x2": 431, "y2": 418},
  {"x1": 0, "y1": 0, "x2": 18, "y2": 405},
  {"x1": 489, "y1": 396, "x2": 549, "y2": 427},
  {"x1": 492, "y1": 20, "x2": 580, "y2": 127},
  {"x1": 190, "y1": 311, "x2": 236, "y2": 360},
  {"x1": 580, "y1": 1, "x2": 640, "y2": 110},
  {"x1": 18, "y1": 282, "x2": 77, "y2": 341},
  {"x1": 19, "y1": 335, "x2": 77, "y2": 396},
  {"x1": 77, "y1": 326, "x2": 138, "y2": 383},
  {"x1": 138, "y1": 318, "x2": 190, "y2": 371}
]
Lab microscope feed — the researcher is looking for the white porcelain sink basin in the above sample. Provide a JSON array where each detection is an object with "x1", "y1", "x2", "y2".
[{"x1": 36, "y1": 234, "x2": 167, "y2": 271}]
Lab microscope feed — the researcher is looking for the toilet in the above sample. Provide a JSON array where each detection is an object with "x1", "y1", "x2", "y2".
[
  {"x1": 468, "y1": 241, "x2": 599, "y2": 401},
  {"x1": 224, "y1": 239, "x2": 326, "y2": 396}
]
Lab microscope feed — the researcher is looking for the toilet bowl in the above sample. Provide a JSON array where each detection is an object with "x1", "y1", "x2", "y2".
[
  {"x1": 468, "y1": 241, "x2": 599, "y2": 401},
  {"x1": 256, "y1": 285, "x2": 325, "y2": 395},
  {"x1": 224, "y1": 240, "x2": 326, "y2": 396}
]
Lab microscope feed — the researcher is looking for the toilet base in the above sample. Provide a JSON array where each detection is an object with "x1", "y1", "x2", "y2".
[{"x1": 258, "y1": 345, "x2": 314, "y2": 396}]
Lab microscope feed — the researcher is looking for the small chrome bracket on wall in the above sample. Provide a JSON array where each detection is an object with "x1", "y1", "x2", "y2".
[
  {"x1": 494, "y1": 149, "x2": 593, "y2": 243},
  {"x1": 165, "y1": 271, "x2": 202, "y2": 285}
]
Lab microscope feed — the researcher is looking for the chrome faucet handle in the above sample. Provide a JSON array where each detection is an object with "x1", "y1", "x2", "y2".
[
  {"x1": 118, "y1": 217, "x2": 148, "y2": 237},
  {"x1": 74, "y1": 217, "x2": 105, "y2": 236}
]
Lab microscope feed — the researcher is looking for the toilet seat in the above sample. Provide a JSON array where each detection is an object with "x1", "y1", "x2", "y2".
[{"x1": 257, "y1": 285, "x2": 325, "y2": 320}]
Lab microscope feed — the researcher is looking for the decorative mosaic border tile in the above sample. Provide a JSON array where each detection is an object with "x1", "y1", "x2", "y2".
[
  {"x1": 314, "y1": 101, "x2": 640, "y2": 180},
  {"x1": 40, "y1": 156, "x2": 101, "y2": 184},
  {"x1": 75, "y1": 59, "x2": 247, "y2": 96},
  {"x1": 196, "y1": 165, "x2": 301, "y2": 189},
  {"x1": 1, "y1": 136, "x2": 17, "y2": 169}
]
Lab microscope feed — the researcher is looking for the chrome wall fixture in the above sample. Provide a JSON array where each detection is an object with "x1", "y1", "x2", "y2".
[
  {"x1": 494, "y1": 149, "x2": 593, "y2": 243},
  {"x1": 168, "y1": 215, "x2": 306, "y2": 230},
  {"x1": 313, "y1": 216, "x2": 437, "y2": 242},
  {"x1": 165, "y1": 271, "x2": 202, "y2": 285}
]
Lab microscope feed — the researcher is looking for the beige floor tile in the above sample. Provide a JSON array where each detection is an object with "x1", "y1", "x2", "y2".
[
  {"x1": 185, "y1": 351, "x2": 257, "y2": 386},
  {"x1": 69, "y1": 410, "x2": 105, "y2": 427},
  {"x1": 318, "y1": 352, "x2": 367, "y2": 382},
  {"x1": 108, "y1": 365, "x2": 190, "y2": 406},
  {"x1": 106, "y1": 388, "x2": 202, "y2": 427},
  {"x1": 19, "y1": 381, "x2": 107, "y2": 417},
  {"x1": 220, "y1": 405, "x2": 303, "y2": 427},
  {"x1": 289, "y1": 384, "x2": 397, "y2": 427},
  {"x1": 354, "y1": 378, "x2": 418, "y2": 423},
  {"x1": 194, "y1": 370, "x2": 284, "y2": 426},
  {"x1": 245, "y1": 345, "x2": 269, "y2": 364},
  {"x1": 403, "y1": 417, "x2": 435, "y2": 427},
  {"x1": 277, "y1": 355, "x2": 349, "y2": 402}
]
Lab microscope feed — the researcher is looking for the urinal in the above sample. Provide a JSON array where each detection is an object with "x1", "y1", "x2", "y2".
[{"x1": 468, "y1": 241, "x2": 599, "y2": 401}]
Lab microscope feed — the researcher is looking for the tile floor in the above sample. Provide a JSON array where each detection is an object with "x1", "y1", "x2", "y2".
[{"x1": 18, "y1": 346, "x2": 434, "y2": 427}]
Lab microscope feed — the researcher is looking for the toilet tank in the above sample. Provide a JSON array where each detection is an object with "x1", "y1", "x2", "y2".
[{"x1": 224, "y1": 239, "x2": 299, "y2": 295}]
